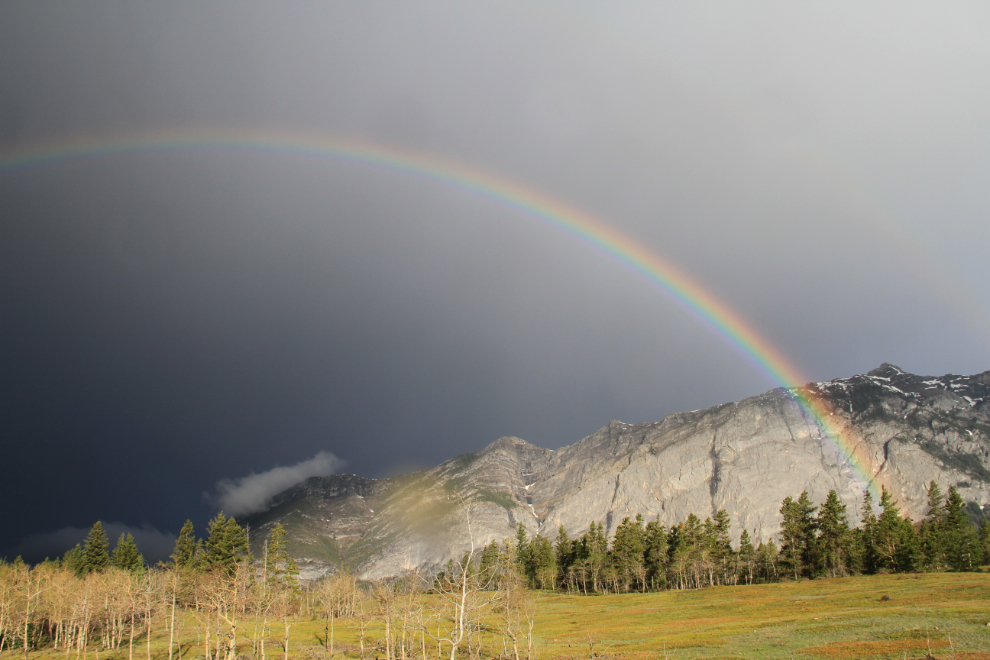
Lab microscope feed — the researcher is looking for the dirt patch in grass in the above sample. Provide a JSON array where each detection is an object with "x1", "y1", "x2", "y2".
[{"x1": 801, "y1": 639, "x2": 948, "y2": 658}]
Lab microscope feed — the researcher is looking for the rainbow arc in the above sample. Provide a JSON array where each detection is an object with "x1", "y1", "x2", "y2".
[{"x1": 0, "y1": 128, "x2": 885, "y2": 497}]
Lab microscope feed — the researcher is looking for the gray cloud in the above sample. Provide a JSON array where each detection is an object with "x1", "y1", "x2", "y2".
[
  {"x1": 13, "y1": 523, "x2": 177, "y2": 566},
  {"x1": 2, "y1": 2, "x2": 989, "y2": 558},
  {"x1": 211, "y1": 452, "x2": 344, "y2": 517}
]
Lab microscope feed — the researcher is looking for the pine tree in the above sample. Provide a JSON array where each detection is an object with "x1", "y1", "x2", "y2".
[
  {"x1": 478, "y1": 540, "x2": 502, "y2": 587},
  {"x1": 528, "y1": 535, "x2": 556, "y2": 590},
  {"x1": 266, "y1": 523, "x2": 299, "y2": 589},
  {"x1": 710, "y1": 509, "x2": 733, "y2": 585},
  {"x1": 894, "y1": 516, "x2": 921, "y2": 573},
  {"x1": 514, "y1": 522, "x2": 530, "y2": 578},
  {"x1": 944, "y1": 487, "x2": 978, "y2": 571},
  {"x1": 111, "y1": 532, "x2": 145, "y2": 573},
  {"x1": 977, "y1": 520, "x2": 990, "y2": 567},
  {"x1": 643, "y1": 518, "x2": 669, "y2": 590},
  {"x1": 817, "y1": 490, "x2": 850, "y2": 578},
  {"x1": 874, "y1": 486, "x2": 902, "y2": 572},
  {"x1": 205, "y1": 512, "x2": 249, "y2": 575},
  {"x1": 582, "y1": 522, "x2": 608, "y2": 592},
  {"x1": 611, "y1": 515, "x2": 646, "y2": 591},
  {"x1": 171, "y1": 520, "x2": 199, "y2": 570},
  {"x1": 554, "y1": 525, "x2": 573, "y2": 588},
  {"x1": 778, "y1": 492, "x2": 816, "y2": 579},
  {"x1": 856, "y1": 489, "x2": 878, "y2": 574},
  {"x1": 755, "y1": 540, "x2": 778, "y2": 583},
  {"x1": 62, "y1": 544, "x2": 84, "y2": 577},
  {"x1": 81, "y1": 521, "x2": 111, "y2": 575},
  {"x1": 920, "y1": 481, "x2": 947, "y2": 571},
  {"x1": 266, "y1": 523, "x2": 286, "y2": 577},
  {"x1": 737, "y1": 530, "x2": 756, "y2": 585},
  {"x1": 668, "y1": 514, "x2": 704, "y2": 589}
]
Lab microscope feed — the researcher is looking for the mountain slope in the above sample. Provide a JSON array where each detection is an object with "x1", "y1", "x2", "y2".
[{"x1": 244, "y1": 364, "x2": 990, "y2": 580}]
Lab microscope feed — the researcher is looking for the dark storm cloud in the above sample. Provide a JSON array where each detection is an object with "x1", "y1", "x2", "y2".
[{"x1": 2, "y1": 2, "x2": 989, "y2": 558}]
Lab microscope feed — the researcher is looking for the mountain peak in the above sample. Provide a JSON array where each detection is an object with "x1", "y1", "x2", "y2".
[
  {"x1": 866, "y1": 363, "x2": 906, "y2": 378},
  {"x1": 481, "y1": 436, "x2": 541, "y2": 453}
]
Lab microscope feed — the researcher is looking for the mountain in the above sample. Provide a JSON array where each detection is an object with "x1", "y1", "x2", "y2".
[{"x1": 243, "y1": 364, "x2": 990, "y2": 580}]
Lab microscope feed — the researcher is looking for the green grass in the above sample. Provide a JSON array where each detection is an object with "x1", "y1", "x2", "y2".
[
  {"x1": 528, "y1": 573, "x2": 990, "y2": 659},
  {"x1": 472, "y1": 488, "x2": 518, "y2": 511},
  {"x1": 16, "y1": 573, "x2": 990, "y2": 660}
]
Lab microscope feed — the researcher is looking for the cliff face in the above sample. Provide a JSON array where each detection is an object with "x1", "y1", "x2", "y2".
[{"x1": 244, "y1": 364, "x2": 990, "y2": 581}]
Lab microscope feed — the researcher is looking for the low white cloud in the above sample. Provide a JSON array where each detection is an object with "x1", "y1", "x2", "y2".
[
  {"x1": 12, "y1": 522, "x2": 177, "y2": 565},
  {"x1": 210, "y1": 451, "x2": 343, "y2": 517}
]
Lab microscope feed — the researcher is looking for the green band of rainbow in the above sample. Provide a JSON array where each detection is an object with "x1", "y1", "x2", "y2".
[{"x1": 0, "y1": 128, "x2": 883, "y2": 497}]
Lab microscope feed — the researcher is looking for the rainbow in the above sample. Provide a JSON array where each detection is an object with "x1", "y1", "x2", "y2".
[{"x1": 0, "y1": 128, "x2": 884, "y2": 497}]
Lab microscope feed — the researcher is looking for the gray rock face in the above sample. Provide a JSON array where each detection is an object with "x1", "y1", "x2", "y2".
[{"x1": 244, "y1": 364, "x2": 990, "y2": 580}]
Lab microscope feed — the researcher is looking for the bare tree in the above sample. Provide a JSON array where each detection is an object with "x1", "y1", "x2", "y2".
[
  {"x1": 139, "y1": 571, "x2": 163, "y2": 660},
  {"x1": 313, "y1": 572, "x2": 353, "y2": 656},
  {"x1": 198, "y1": 563, "x2": 252, "y2": 660},
  {"x1": 426, "y1": 501, "x2": 499, "y2": 660}
]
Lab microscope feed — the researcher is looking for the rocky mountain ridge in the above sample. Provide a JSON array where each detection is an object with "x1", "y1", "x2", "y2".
[{"x1": 244, "y1": 364, "x2": 990, "y2": 580}]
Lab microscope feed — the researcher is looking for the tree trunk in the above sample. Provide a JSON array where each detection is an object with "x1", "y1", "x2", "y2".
[
  {"x1": 168, "y1": 589, "x2": 176, "y2": 660},
  {"x1": 128, "y1": 611, "x2": 135, "y2": 660},
  {"x1": 260, "y1": 617, "x2": 266, "y2": 660},
  {"x1": 146, "y1": 601, "x2": 152, "y2": 660},
  {"x1": 282, "y1": 617, "x2": 290, "y2": 660}
]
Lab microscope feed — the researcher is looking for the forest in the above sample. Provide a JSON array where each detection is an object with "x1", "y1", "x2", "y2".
[{"x1": 2, "y1": 481, "x2": 989, "y2": 660}]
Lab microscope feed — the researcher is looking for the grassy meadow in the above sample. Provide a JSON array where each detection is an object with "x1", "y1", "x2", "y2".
[
  {"x1": 13, "y1": 573, "x2": 990, "y2": 660},
  {"x1": 528, "y1": 573, "x2": 990, "y2": 659}
]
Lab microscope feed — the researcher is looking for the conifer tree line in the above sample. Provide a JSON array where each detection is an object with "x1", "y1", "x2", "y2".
[{"x1": 494, "y1": 481, "x2": 990, "y2": 594}]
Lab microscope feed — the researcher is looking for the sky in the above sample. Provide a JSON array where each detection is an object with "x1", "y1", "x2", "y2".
[{"x1": 2, "y1": 2, "x2": 989, "y2": 563}]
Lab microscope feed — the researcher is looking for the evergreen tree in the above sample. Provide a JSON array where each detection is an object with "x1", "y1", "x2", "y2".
[
  {"x1": 894, "y1": 516, "x2": 921, "y2": 573},
  {"x1": 679, "y1": 514, "x2": 702, "y2": 550},
  {"x1": 478, "y1": 540, "x2": 502, "y2": 588},
  {"x1": 610, "y1": 515, "x2": 646, "y2": 591},
  {"x1": 710, "y1": 509, "x2": 733, "y2": 584},
  {"x1": 874, "y1": 486, "x2": 902, "y2": 572},
  {"x1": 643, "y1": 518, "x2": 668, "y2": 590},
  {"x1": 62, "y1": 544, "x2": 84, "y2": 577},
  {"x1": 528, "y1": 535, "x2": 556, "y2": 590},
  {"x1": 737, "y1": 530, "x2": 756, "y2": 585},
  {"x1": 266, "y1": 523, "x2": 299, "y2": 589},
  {"x1": 205, "y1": 512, "x2": 249, "y2": 575},
  {"x1": 514, "y1": 522, "x2": 530, "y2": 577},
  {"x1": 81, "y1": 521, "x2": 111, "y2": 575},
  {"x1": 111, "y1": 532, "x2": 145, "y2": 573},
  {"x1": 920, "y1": 482, "x2": 947, "y2": 571},
  {"x1": 778, "y1": 492, "x2": 816, "y2": 579},
  {"x1": 668, "y1": 515, "x2": 703, "y2": 589},
  {"x1": 856, "y1": 489, "x2": 878, "y2": 574},
  {"x1": 581, "y1": 522, "x2": 608, "y2": 592},
  {"x1": 553, "y1": 525, "x2": 573, "y2": 588},
  {"x1": 944, "y1": 486, "x2": 979, "y2": 571},
  {"x1": 755, "y1": 540, "x2": 778, "y2": 583},
  {"x1": 817, "y1": 490, "x2": 851, "y2": 578},
  {"x1": 977, "y1": 520, "x2": 990, "y2": 567},
  {"x1": 171, "y1": 520, "x2": 199, "y2": 570}
]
